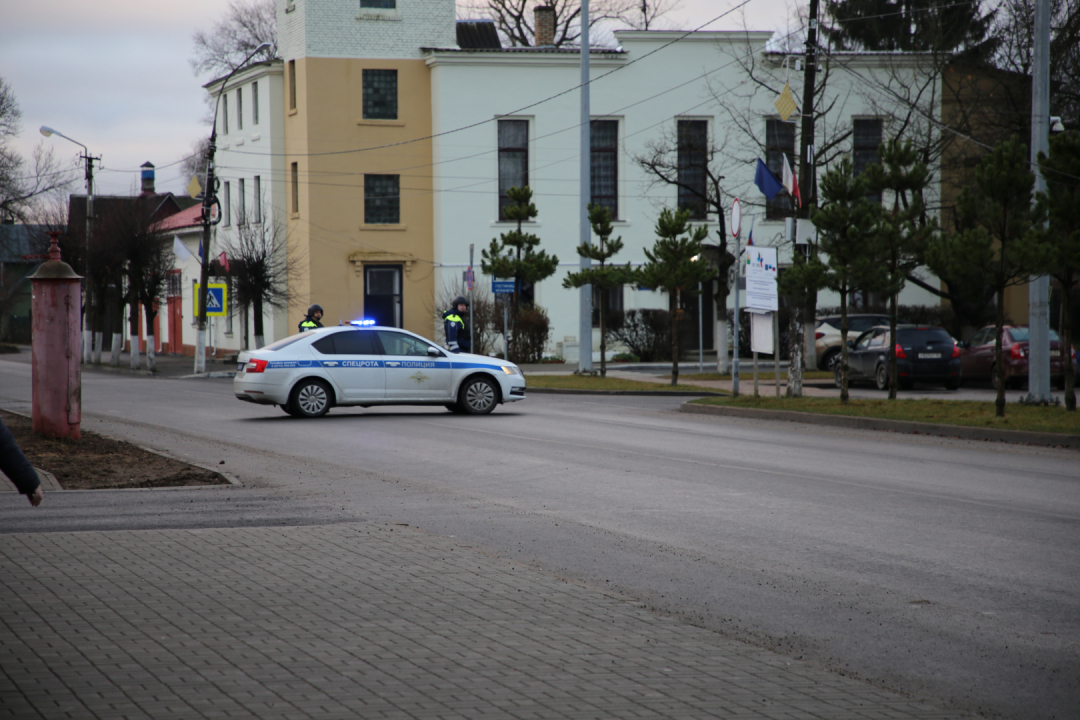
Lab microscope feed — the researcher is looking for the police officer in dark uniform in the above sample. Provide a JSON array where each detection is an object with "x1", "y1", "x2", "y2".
[
  {"x1": 299, "y1": 304, "x2": 324, "y2": 332},
  {"x1": 443, "y1": 296, "x2": 471, "y2": 353}
]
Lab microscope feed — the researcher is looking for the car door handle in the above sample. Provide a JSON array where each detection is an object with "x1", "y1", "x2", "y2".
[
  {"x1": 386, "y1": 361, "x2": 400, "y2": 367},
  {"x1": 323, "y1": 361, "x2": 338, "y2": 367}
]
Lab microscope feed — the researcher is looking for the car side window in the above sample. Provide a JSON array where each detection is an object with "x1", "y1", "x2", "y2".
[
  {"x1": 970, "y1": 329, "x2": 989, "y2": 346},
  {"x1": 312, "y1": 330, "x2": 378, "y2": 355},
  {"x1": 868, "y1": 330, "x2": 887, "y2": 349},
  {"x1": 375, "y1": 330, "x2": 433, "y2": 357},
  {"x1": 854, "y1": 331, "x2": 873, "y2": 350}
]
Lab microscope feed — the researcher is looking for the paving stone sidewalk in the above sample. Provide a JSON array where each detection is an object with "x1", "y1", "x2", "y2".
[{"x1": 1, "y1": 522, "x2": 966, "y2": 720}]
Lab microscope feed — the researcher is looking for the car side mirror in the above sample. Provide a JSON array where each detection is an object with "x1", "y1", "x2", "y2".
[
  {"x1": 427, "y1": 346, "x2": 443, "y2": 357},
  {"x1": 846, "y1": 340, "x2": 854, "y2": 349}
]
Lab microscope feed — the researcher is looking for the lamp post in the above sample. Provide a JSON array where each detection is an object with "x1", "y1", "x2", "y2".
[
  {"x1": 195, "y1": 42, "x2": 271, "y2": 373},
  {"x1": 39, "y1": 126, "x2": 97, "y2": 364}
]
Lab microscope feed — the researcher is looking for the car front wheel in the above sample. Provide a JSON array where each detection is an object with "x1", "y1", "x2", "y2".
[
  {"x1": 459, "y1": 376, "x2": 498, "y2": 415},
  {"x1": 290, "y1": 379, "x2": 332, "y2": 418}
]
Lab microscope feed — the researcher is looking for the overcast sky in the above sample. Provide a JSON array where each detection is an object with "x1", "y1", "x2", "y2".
[{"x1": 1, "y1": 0, "x2": 793, "y2": 199}]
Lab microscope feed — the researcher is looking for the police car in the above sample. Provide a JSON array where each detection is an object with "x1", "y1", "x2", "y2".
[{"x1": 234, "y1": 322, "x2": 526, "y2": 417}]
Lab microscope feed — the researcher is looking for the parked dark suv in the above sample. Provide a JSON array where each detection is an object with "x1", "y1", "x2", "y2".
[
  {"x1": 838, "y1": 325, "x2": 961, "y2": 390},
  {"x1": 815, "y1": 314, "x2": 890, "y2": 370}
]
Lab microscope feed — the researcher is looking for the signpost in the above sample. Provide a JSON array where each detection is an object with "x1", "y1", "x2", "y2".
[{"x1": 744, "y1": 246, "x2": 779, "y2": 398}]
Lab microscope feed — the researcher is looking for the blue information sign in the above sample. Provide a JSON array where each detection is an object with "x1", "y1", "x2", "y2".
[{"x1": 492, "y1": 280, "x2": 515, "y2": 294}]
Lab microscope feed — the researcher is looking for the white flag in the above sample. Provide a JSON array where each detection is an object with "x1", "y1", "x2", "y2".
[{"x1": 173, "y1": 235, "x2": 193, "y2": 263}]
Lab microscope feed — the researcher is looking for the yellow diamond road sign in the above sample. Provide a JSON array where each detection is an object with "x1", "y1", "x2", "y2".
[
  {"x1": 774, "y1": 83, "x2": 798, "y2": 123},
  {"x1": 186, "y1": 175, "x2": 202, "y2": 200}
]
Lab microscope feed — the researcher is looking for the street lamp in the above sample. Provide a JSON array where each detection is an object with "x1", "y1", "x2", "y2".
[
  {"x1": 195, "y1": 42, "x2": 271, "y2": 373},
  {"x1": 40, "y1": 125, "x2": 97, "y2": 364}
]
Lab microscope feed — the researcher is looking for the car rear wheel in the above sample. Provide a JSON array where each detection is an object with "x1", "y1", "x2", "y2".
[
  {"x1": 444, "y1": 403, "x2": 466, "y2": 414},
  {"x1": 459, "y1": 376, "x2": 498, "y2": 415},
  {"x1": 281, "y1": 402, "x2": 302, "y2": 417},
  {"x1": 290, "y1": 379, "x2": 332, "y2": 418},
  {"x1": 875, "y1": 363, "x2": 889, "y2": 391},
  {"x1": 833, "y1": 365, "x2": 844, "y2": 388}
]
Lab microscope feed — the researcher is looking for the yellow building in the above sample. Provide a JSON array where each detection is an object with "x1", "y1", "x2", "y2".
[{"x1": 279, "y1": 0, "x2": 456, "y2": 335}]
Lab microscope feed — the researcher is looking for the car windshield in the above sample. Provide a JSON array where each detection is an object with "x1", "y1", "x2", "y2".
[
  {"x1": 261, "y1": 334, "x2": 308, "y2": 352},
  {"x1": 1008, "y1": 328, "x2": 1060, "y2": 342}
]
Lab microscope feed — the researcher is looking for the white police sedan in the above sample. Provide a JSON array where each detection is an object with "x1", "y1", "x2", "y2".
[{"x1": 234, "y1": 323, "x2": 526, "y2": 417}]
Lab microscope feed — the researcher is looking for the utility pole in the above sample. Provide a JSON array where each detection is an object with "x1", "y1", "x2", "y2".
[
  {"x1": 1027, "y1": 0, "x2": 1052, "y2": 403},
  {"x1": 196, "y1": 44, "x2": 270, "y2": 373},
  {"x1": 578, "y1": 0, "x2": 594, "y2": 374},
  {"x1": 791, "y1": 0, "x2": 820, "y2": 397}
]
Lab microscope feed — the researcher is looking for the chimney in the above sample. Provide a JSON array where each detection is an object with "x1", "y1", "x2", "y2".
[
  {"x1": 534, "y1": 5, "x2": 555, "y2": 47},
  {"x1": 140, "y1": 162, "x2": 156, "y2": 195}
]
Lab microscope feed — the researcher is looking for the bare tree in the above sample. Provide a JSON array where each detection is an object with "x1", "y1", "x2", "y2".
[
  {"x1": 1, "y1": 77, "x2": 71, "y2": 224},
  {"x1": 179, "y1": 137, "x2": 210, "y2": 197},
  {"x1": 190, "y1": 0, "x2": 278, "y2": 78},
  {"x1": 223, "y1": 203, "x2": 297, "y2": 349},
  {"x1": 459, "y1": 0, "x2": 676, "y2": 47}
]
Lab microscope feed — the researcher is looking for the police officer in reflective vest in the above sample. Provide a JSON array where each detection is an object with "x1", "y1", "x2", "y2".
[
  {"x1": 443, "y1": 296, "x2": 471, "y2": 353},
  {"x1": 299, "y1": 304, "x2": 324, "y2": 332}
]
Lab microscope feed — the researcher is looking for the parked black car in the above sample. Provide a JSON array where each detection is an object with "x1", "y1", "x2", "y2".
[{"x1": 837, "y1": 325, "x2": 961, "y2": 390}]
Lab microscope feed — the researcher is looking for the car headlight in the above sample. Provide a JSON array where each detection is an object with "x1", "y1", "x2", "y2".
[{"x1": 501, "y1": 365, "x2": 521, "y2": 376}]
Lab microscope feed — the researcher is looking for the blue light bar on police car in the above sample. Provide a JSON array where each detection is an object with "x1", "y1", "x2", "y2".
[{"x1": 350, "y1": 319, "x2": 376, "y2": 326}]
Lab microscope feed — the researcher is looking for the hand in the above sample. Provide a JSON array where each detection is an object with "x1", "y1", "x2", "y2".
[{"x1": 26, "y1": 487, "x2": 43, "y2": 507}]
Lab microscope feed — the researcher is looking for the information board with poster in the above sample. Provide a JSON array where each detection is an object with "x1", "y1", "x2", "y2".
[{"x1": 744, "y1": 246, "x2": 778, "y2": 312}]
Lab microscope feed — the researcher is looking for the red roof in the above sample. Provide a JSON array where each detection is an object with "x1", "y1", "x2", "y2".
[{"x1": 157, "y1": 203, "x2": 203, "y2": 231}]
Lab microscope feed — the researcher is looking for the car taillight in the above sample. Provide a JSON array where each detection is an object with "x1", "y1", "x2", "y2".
[
  {"x1": 1011, "y1": 344, "x2": 1026, "y2": 359},
  {"x1": 815, "y1": 331, "x2": 825, "y2": 340},
  {"x1": 951, "y1": 344, "x2": 961, "y2": 358},
  {"x1": 244, "y1": 358, "x2": 268, "y2": 373},
  {"x1": 895, "y1": 344, "x2": 908, "y2": 359}
]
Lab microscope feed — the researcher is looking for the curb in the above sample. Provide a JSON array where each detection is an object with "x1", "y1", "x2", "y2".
[
  {"x1": 528, "y1": 387, "x2": 725, "y2": 397},
  {"x1": 679, "y1": 402, "x2": 1080, "y2": 449}
]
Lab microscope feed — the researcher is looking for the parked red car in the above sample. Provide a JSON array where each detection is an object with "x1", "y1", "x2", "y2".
[{"x1": 958, "y1": 325, "x2": 1074, "y2": 390}]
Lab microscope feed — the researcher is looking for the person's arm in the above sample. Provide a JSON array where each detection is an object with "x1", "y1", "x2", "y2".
[
  {"x1": 445, "y1": 317, "x2": 460, "y2": 352},
  {"x1": 0, "y1": 418, "x2": 43, "y2": 505}
]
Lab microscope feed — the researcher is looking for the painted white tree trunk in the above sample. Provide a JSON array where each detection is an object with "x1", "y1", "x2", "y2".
[
  {"x1": 110, "y1": 333, "x2": 123, "y2": 366},
  {"x1": 93, "y1": 331, "x2": 103, "y2": 364},
  {"x1": 194, "y1": 329, "x2": 206, "y2": 373},
  {"x1": 146, "y1": 335, "x2": 156, "y2": 372},
  {"x1": 715, "y1": 318, "x2": 730, "y2": 374},
  {"x1": 82, "y1": 330, "x2": 91, "y2": 364},
  {"x1": 130, "y1": 341, "x2": 141, "y2": 370},
  {"x1": 254, "y1": 334, "x2": 265, "y2": 349}
]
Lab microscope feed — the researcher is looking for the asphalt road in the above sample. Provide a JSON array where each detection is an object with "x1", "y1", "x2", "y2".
[{"x1": 2, "y1": 359, "x2": 1078, "y2": 720}]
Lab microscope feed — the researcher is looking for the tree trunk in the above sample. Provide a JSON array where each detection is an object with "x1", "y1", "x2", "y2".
[
  {"x1": 840, "y1": 289, "x2": 849, "y2": 405},
  {"x1": 253, "y1": 297, "x2": 265, "y2": 349},
  {"x1": 994, "y1": 290, "x2": 1006, "y2": 417},
  {"x1": 599, "y1": 292, "x2": 607, "y2": 378},
  {"x1": 888, "y1": 293, "x2": 898, "y2": 401},
  {"x1": 1062, "y1": 285, "x2": 1075, "y2": 412},
  {"x1": 786, "y1": 309, "x2": 803, "y2": 397},
  {"x1": 128, "y1": 300, "x2": 141, "y2": 370},
  {"x1": 144, "y1": 302, "x2": 157, "y2": 372},
  {"x1": 670, "y1": 290, "x2": 680, "y2": 386}
]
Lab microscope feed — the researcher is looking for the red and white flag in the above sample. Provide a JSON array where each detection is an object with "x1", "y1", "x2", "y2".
[
  {"x1": 782, "y1": 154, "x2": 801, "y2": 208},
  {"x1": 218, "y1": 251, "x2": 230, "y2": 273}
]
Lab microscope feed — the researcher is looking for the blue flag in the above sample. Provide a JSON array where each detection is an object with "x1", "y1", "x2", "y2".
[{"x1": 754, "y1": 159, "x2": 784, "y2": 200}]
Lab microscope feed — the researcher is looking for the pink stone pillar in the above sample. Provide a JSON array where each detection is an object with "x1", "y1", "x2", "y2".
[{"x1": 30, "y1": 232, "x2": 82, "y2": 439}]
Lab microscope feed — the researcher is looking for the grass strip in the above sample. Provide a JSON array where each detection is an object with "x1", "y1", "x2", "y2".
[
  {"x1": 674, "y1": 371, "x2": 833, "y2": 382},
  {"x1": 691, "y1": 396, "x2": 1080, "y2": 435},
  {"x1": 525, "y1": 373, "x2": 724, "y2": 394}
]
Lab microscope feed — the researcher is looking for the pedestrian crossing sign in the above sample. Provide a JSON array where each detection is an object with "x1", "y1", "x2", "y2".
[{"x1": 193, "y1": 282, "x2": 228, "y2": 317}]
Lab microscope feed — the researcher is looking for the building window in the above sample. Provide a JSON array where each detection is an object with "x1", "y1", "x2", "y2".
[
  {"x1": 498, "y1": 119, "x2": 528, "y2": 220},
  {"x1": 222, "y1": 95, "x2": 229, "y2": 135},
  {"x1": 252, "y1": 81, "x2": 259, "y2": 125},
  {"x1": 591, "y1": 285, "x2": 623, "y2": 327},
  {"x1": 853, "y1": 118, "x2": 883, "y2": 204},
  {"x1": 591, "y1": 120, "x2": 618, "y2": 220},
  {"x1": 238, "y1": 178, "x2": 246, "y2": 225},
  {"x1": 765, "y1": 119, "x2": 796, "y2": 220},
  {"x1": 364, "y1": 174, "x2": 400, "y2": 224},
  {"x1": 290, "y1": 163, "x2": 299, "y2": 214},
  {"x1": 288, "y1": 60, "x2": 296, "y2": 111},
  {"x1": 363, "y1": 69, "x2": 398, "y2": 120},
  {"x1": 237, "y1": 88, "x2": 243, "y2": 130},
  {"x1": 253, "y1": 176, "x2": 261, "y2": 223},
  {"x1": 223, "y1": 182, "x2": 231, "y2": 226},
  {"x1": 677, "y1": 120, "x2": 708, "y2": 220},
  {"x1": 361, "y1": 0, "x2": 396, "y2": 7}
]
